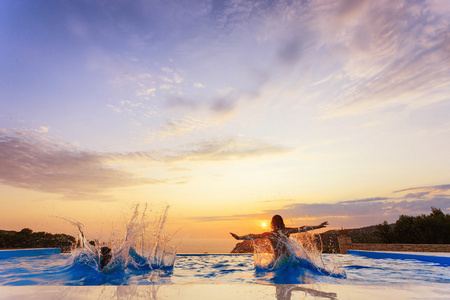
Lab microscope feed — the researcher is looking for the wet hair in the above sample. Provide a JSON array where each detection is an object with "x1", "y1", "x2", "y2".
[{"x1": 270, "y1": 215, "x2": 285, "y2": 231}]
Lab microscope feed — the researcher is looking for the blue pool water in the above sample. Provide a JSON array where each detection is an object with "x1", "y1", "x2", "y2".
[
  {"x1": 1, "y1": 206, "x2": 449, "y2": 291},
  {"x1": 0, "y1": 252, "x2": 449, "y2": 286}
]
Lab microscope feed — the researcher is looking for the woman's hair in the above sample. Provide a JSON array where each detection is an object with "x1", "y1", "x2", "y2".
[{"x1": 270, "y1": 215, "x2": 285, "y2": 231}]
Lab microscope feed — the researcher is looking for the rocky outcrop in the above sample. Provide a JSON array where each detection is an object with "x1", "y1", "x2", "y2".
[
  {"x1": 230, "y1": 239, "x2": 272, "y2": 253},
  {"x1": 231, "y1": 240, "x2": 253, "y2": 253}
]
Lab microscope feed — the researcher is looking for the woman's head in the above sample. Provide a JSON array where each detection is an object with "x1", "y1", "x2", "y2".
[{"x1": 270, "y1": 215, "x2": 285, "y2": 231}]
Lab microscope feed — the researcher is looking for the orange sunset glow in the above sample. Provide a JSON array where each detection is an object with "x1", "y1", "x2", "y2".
[{"x1": 1, "y1": 0, "x2": 449, "y2": 254}]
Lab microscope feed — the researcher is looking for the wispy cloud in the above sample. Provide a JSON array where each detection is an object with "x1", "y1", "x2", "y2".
[
  {"x1": 394, "y1": 184, "x2": 450, "y2": 193},
  {"x1": 107, "y1": 100, "x2": 158, "y2": 128},
  {"x1": 120, "y1": 137, "x2": 290, "y2": 163},
  {"x1": 317, "y1": 0, "x2": 450, "y2": 118},
  {"x1": 185, "y1": 0, "x2": 448, "y2": 120},
  {"x1": 0, "y1": 130, "x2": 165, "y2": 199},
  {"x1": 288, "y1": 191, "x2": 450, "y2": 226},
  {"x1": 148, "y1": 116, "x2": 208, "y2": 140},
  {"x1": 164, "y1": 138, "x2": 290, "y2": 162},
  {"x1": 87, "y1": 0, "x2": 448, "y2": 145},
  {"x1": 190, "y1": 185, "x2": 450, "y2": 228},
  {"x1": 0, "y1": 131, "x2": 289, "y2": 198},
  {"x1": 191, "y1": 0, "x2": 450, "y2": 120},
  {"x1": 338, "y1": 197, "x2": 389, "y2": 205}
]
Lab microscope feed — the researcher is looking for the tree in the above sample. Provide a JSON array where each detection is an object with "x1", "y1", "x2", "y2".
[
  {"x1": 376, "y1": 207, "x2": 450, "y2": 244},
  {"x1": 19, "y1": 228, "x2": 33, "y2": 235},
  {"x1": 0, "y1": 229, "x2": 75, "y2": 252},
  {"x1": 374, "y1": 221, "x2": 394, "y2": 243}
]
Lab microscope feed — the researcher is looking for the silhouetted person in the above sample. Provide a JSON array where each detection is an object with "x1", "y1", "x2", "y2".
[
  {"x1": 230, "y1": 215, "x2": 328, "y2": 262},
  {"x1": 100, "y1": 246, "x2": 112, "y2": 271}
]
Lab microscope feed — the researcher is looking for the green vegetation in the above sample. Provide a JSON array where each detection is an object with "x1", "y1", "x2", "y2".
[
  {"x1": 320, "y1": 207, "x2": 449, "y2": 253},
  {"x1": 0, "y1": 228, "x2": 75, "y2": 253},
  {"x1": 374, "y1": 207, "x2": 450, "y2": 244}
]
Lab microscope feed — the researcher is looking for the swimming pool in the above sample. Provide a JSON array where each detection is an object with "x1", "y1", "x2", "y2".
[
  {"x1": 0, "y1": 252, "x2": 449, "y2": 286},
  {"x1": 2, "y1": 206, "x2": 449, "y2": 299},
  {"x1": 0, "y1": 252, "x2": 449, "y2": 299}
]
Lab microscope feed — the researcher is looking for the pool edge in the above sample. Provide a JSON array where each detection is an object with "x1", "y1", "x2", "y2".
[{"x1": 347, "y1": 250, "x2": 450, "y2": 265}]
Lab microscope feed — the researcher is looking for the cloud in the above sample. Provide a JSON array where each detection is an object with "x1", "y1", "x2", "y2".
[
  {"x1": 0, "y1": 131, "x2": 289, "y2": 198},
  {"x1": 121, "y1": 137, "x2": 290, "y2": 163},
  {"x1": 335, "y1": 0, "x2": 369, "y2": 21},
  {"x1": 165, "y1": 88, "x2": 238, "y2": 119},
  {"x1": 161, "y1": 67, "x2": 183, "y2": 84},
  {"x1": 147, "y1": 116, "x2": 208, "y2": 140},
  {"x1": 164, "y1": 138, "x2": 290, "y2": 162},
  {"x1": 136, "y1": 88, "x2": 156, "y2": 98},
  {"x1": 9, "y1": 0, "x2": 449, "y2": 125},
  {"x1": 107, "y1": 100, "x2": 158, "y2": 127},
  {"x1": 210, "y1": 96, "x2": 238, "y2": 114},
  {"x1": 338, "y1": 197, "x2": 389, "y2": 205},
  {"x1": 164, "y1": 90, "x2": 241, "y2": 115},
  {"x1": 277, "y1": 38, "x2": 304, "y2": 66},
  {"x1": 191, "y1": 184, "x2": 450, "y2": 228},
  {"x1": 404, "y1": 192, "x2": 430, "y2": 199},
  {"x1": 269, "y1": 187, "x2": 450, "y2": 227},
  {"x1": 0, "y1": 131, "x2": 164, "y2": 199},
  {"x1": 318, "y1": 0, "x2": 450, "y2": 118},
  {"x1": 165, "y1": 95, "x2": 201, "y2": 111},
  {"x1": 169, "y1": 0, "x2": 444, "y2": 122},
  {"x1": 394, "y1": 184, "x2": 450, "y2": 193},
  {"x1": 203, "y1": 0, "x2": 447, "y2": 121}
]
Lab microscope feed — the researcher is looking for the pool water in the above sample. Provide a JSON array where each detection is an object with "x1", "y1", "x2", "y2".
[
  {"x1": 1, "y1": 206, "x2": 449, "y2": 300},
  {"x1": 174, "y1": 253, "x2": 450, "y2": 285},
  {"x1": 0, "y1": 252, "x2": 449, "y2": 286}
]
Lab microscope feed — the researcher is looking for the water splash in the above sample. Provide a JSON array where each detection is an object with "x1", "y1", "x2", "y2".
[
  {"x1": 253, "y1": 232, "x2": 346, "y2": 283},
  {"x1": 122, "y1": 204, "x2": 179, "y2": 271},
  {"x1": 62, "y1": 204, "x2": 179, "y2": 284}
]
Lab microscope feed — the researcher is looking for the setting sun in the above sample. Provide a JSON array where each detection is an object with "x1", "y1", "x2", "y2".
[{"x1": 0, "y1": 0, "x2": 449, "y2": 257}]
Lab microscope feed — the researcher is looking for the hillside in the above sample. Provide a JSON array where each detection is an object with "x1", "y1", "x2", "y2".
[
  {"x1": 0, "y1": 228, "x2": 75, "y2": 253},
  {"x1": 320, "y1": 225, "x2": 386, "y2": 253}
]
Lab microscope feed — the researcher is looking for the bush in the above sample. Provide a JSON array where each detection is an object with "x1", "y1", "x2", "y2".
[
  {"x1": 375, "y1": 207, "x2": 450, "y2": 244},
  {"x1": 0, "y1": 229, "x2": 75, "y2": 253}
]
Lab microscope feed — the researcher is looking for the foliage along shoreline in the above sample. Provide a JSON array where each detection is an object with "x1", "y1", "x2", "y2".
[
  {"x1": 0, "y1": 228, "x2": 75, "y2": 253},
  {"x1": 2, "y1": 208, "x2": 448, "y2": 255}
]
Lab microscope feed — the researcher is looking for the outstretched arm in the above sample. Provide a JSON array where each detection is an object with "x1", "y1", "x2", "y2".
[
  {"x1": 230, "y1": 232, "x2": 269, "y2": 240},
  {"x1": 286, "y1": 221, "x2": 328, "y2": 234}
]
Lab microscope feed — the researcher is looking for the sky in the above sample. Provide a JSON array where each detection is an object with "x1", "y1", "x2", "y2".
[{"x1": 1, "y1": 0, "x2": 449, "y2": 253}]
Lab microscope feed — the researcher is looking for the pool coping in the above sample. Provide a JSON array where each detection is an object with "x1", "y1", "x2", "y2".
[
  {"x1": 1, "y1": 283, "x2": 449, "y2": 300},
  {"x1": 347, "y1": 249, "x2": 450, "y2": 265}
]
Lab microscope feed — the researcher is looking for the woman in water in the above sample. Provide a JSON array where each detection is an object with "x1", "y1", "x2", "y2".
[{"x1": 230, "y1": 215, "x2": 328, "y2": 263}]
